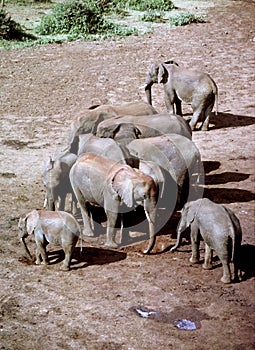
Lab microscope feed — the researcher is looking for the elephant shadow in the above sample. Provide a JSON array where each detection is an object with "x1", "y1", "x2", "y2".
[
  {"x1": 209, "y1": 112, "x2": 255, "y2": 130},
  {"x1": 203, "y1": 160, "x2": 221, "y2": 174},
  {"x1": 205, "y1": 172, "x2": 250, "y2": 185},
  {"x1": 203, "y1": 187, "x2": 254, "y2": 204},
  {"x1": 47, "y1": 246, "x2": 126, "y2": 269},
  {"x1": 239, "y1": 244, "x2": 255, "y2": 280}
]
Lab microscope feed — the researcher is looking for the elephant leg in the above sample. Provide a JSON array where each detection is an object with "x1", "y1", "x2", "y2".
[
  {"x1": 62, "y1": 242, "x2": 76, "y2": 271},
  {"x1": 104, "y1": 209, "x2": 118, "y2": 248},
  {"x1": 164, "y1": 89, "x2": 176, "y2": 114},
  {"x1": 233, "y1": 245, "x2": 242, "y2": 282},
  {"x1": 189, "y1": 105, "x2": 204, "y2": 131},
  {"x1": 202, "y1": 243, "x2": 213, "y2": 269},
  {"x1": 80, "y1": 203, "x2": 94, "y2": 236},
  {"x1": 58, "y1": 195, "x2": 65, "y2": 211},
  {"x1": 201, "y1": 100, "x2": 214, "y2": 131},
  {"x1": 35, "y1": 238, "x2": 49, "y2": 265},
  {"x1": 190, "y1": 224, "x2": 200, "y2": 264},
  {"x1": 220, "y1": 259, "x2": 231, "y2": 284},
  {"x1": 174, "y1": 96, "x2": 182, "y2": 116}
]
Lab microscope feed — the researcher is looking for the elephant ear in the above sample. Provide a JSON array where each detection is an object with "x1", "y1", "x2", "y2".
[
  {"x1": 183, "y1": 202, "x2": 197, "y2": 225},
  {"x1": 158, "y1": 63, "x2": 168, "y2": 84},
  {"x1": 111, "y1": 169, "x2": 134, "y2": 208},
  {"x1": 25, "y1": 210, "x2": 40, "y2": 235}
]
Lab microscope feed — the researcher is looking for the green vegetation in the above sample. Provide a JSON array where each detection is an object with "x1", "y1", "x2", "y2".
[
  {"x1": 36, "y1": 0, "x2": 138, "y2": 39},
  {"x1": 139, "y1": 10, "x2": 166, "y2": 23},
  {"x1": 0, "y1": 0, "x2": 207, "y2": 48},
  {"x1": 112, "y1": 0, "x2": 175, "y2": 11},
  {"x1": 169, "y1": 12, "x2": 206, "y2": 26}
]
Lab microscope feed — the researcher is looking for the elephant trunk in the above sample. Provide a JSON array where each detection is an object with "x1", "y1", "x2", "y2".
[
  {"x1": 170, "y1": 218, "x2": 186, "y2": 252},
  {"x1": 145, "y1": 82, "x2": 153, "y2": 105},
  {"x1": 20, "y1": 236, "x2": 33, "y2": 260},
  {"x1": 143, "y1": 199, "x2": 156, "y2": 254}
]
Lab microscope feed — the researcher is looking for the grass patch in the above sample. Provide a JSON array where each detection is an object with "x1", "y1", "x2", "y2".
[{"x1": 169, "y1": 12, "x2": 206, "y2": 26}]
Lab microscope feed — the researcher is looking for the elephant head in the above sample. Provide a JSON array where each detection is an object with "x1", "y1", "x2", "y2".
[
  {"x1": 18, "y1": 210, "x2": 39, "y2": 260},
  {"x1": 145, "y1": 61, "x2": 179, "y2": 105},
  {"x1": 177, "y1": 201, "x2": 198, "y2": 233},
  {"x1": 42, "y1": 152, "x2": 77, "y2": 212},
  {"x1": 109, "y1": 166, "x2": 158, "y2": 254}
]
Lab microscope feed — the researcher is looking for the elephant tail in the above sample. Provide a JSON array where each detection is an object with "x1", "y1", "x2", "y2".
[
  {"x1": 215, "y1": 88, "x2": 218, "y2": 116},
  {"x1": 213, "y1": 81, "x2": 219, "y2": 116}
]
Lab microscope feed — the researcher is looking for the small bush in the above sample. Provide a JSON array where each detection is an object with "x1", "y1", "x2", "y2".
[
  {"x1": 140, "y1": 10, "x2": 166, "y2": 23},
  {"x1": 169, "y1": 12, "x2": 206, "y2": 26},
  {"x1": 36, "y1": 0, "x2": 105, "y2": 36},
  {"x1": 111, "y1": 0, "x2": 175, "y2": 11}
]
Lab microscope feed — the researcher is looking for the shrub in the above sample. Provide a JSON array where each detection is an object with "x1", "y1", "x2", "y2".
[
  {"x1": 111, "y1": 0, "x2": 175, "y2": 11},
  {"x1": 169, "y1": 12, "x2": 206, "y2": 26},
  {"x1": 36, "y1": 0, "x2": 106, "y2": 36},
  {"x1": 139, "y1": 10, "x2": 166, "y2": 23}
]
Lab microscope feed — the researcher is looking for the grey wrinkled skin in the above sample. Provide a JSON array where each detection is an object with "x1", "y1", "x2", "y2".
[
  {"x1": 18, "y1": 210, "x2": 81, "y2": 270},
  {"x1": 68, "y1": 101, "x2": 158, "y2": 154},
  {"x1": 69, "y1": 153, "x2": 158, "y2": 254},
  {"x1": 127, "y1": 133, "x2": 203, "y2": 209},
  {"x1": 77, "y1": 134, "x2": 137, "y2": 168},
  {"x1": 145, "y1": 61, "x2": 218, "y2": 131},
  {"x1": 96, "y1": 113, "x2": 192, "y2": 144},
  {"x1": 42, "y1": 151, "x2": 77, "y2": 213},
  {"x1": 171, "y1": 198, "x2": 242, "y2": 284}
]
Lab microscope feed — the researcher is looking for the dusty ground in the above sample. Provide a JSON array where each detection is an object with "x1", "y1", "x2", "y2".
[{"x1": 0, "y1": 1, "x2": 255, "y2": 349}]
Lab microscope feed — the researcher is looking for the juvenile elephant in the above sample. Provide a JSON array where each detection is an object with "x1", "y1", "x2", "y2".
[
  {"x1": 77, "y1": 134, "x2": 137, "y2": 167},
  {"x1": 70, "y1": 153, "x2": 158, "y2": 254},
  {"x1": 68, "y1": 101, "x2": 158, "y2": 153},
  {"x1": 96, "y1": 113, "x2": 192, "y2": 143},
  {"x1": 171, "y1": 198, "x2": 242, "y2": 283},
  {"x1": 18, "y1": 210, "x2": 81, "y2": 270},
  {"x1": 145, "y1": 61, "x2": 218, "y2": 131},
  {"x1": 42, "y1": 151, "x2": 77, "y2": 213}
]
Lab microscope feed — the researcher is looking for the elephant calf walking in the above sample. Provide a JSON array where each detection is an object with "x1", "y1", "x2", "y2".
[
  {"x1": 145, "y1": 61, "x2": 218, "y2": 131},
  {"x1": 171, "y1": 198, "x2": 242, "y2": 283},
  {"x1": 18, "y1": 210, "x2": 81, "y2": 270}
]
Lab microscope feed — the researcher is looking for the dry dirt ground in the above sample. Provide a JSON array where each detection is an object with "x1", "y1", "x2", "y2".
[{"x1": 0, "y1": 1, "x2": 255, "y2": 349}]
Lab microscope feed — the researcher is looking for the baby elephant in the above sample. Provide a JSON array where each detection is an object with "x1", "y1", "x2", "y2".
[
  {"x1": 18, "y1": 210, "x2": 81, "y2": 271},
  {"x1": 171, "y1": 198, "x2": 242, "y2": 283}
]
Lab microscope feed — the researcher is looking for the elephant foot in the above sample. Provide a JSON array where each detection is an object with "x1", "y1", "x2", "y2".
[
  {"x1": 220, "y1": 275, "x2": 231, "y2": 284},
  {"x1": 83, "y1": 229, "x2": 94, "y2": 237},
  {"x1": 189, "y1": 257, "x2": 199, "y2": 264},
  {"x1": 202, "y1": 263, "x2": 213, "y2": 270},
  {"x1": 104, "y1": 241, "x2": 118, "y2": 249}
]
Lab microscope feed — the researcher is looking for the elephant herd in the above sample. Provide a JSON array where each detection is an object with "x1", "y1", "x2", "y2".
[{"x1": 18, "y1": 61, "x2": 242, "y2": 284}]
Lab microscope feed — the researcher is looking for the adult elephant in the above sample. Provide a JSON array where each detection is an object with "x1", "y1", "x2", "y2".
[
  {"x1": 127, "y1": 134, "x2": 204, "y2": 224},
  {"x1": 96, "y1": 113, "x2": 192, "y2": 144},
  {"x1": 77, "y1": 134, "x2": 137, "y2": 167},
  {"x1": 70, "y1": 153, "x2": 158, "y2": 254},
  {"x1": 42, "y1": 151, "x2": 77, "y2": 212},
  {"x1": 145, "y1": 60, "x2": 218, "y2": 131},
  {"x1": 68, "y1": 101, "x2": 158, "y2": 153}
]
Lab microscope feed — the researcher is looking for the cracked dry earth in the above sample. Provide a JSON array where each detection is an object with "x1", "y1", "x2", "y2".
[{"x1": 0, "y1": 1, "x2": 255, "y2": 349}]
